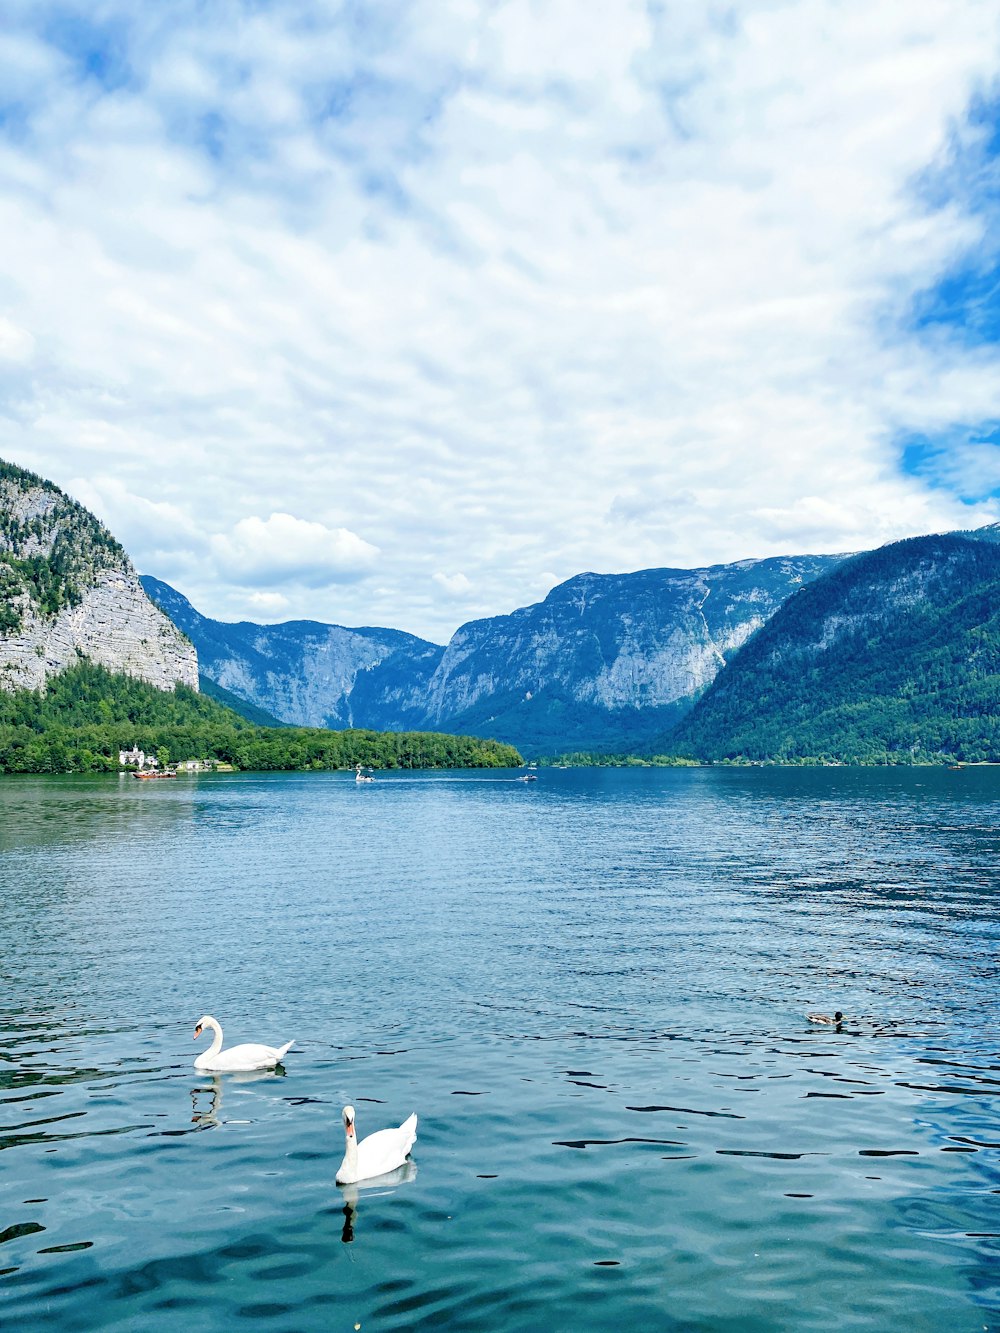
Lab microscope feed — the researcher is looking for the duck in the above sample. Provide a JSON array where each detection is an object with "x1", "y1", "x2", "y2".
[
  {"x1": 807, "y1": 1010, "x2": 844, "y2": 1025},
  {"x1": 336, "y1": 1105, "x2": 418, "y2": 1185},
  {"x1": 193, "y1": 1015, "x2": 294, "y2": 1071}
]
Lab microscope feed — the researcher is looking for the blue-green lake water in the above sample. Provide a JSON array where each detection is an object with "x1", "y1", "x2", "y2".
[{"x1": 1, "y1": 767, "x2": 998, "y2": 1331}]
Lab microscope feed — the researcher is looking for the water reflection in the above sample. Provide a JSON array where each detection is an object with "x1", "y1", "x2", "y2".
[
  {"x1": 189, "y1": 1068, "x2": 287, "y2": 1129},
  {"x1": 338, "y1": 1161, "x2": 418, "y2": 1244},
  {"x1": 0, "y1": 775, "x2": 202, "y2": 855},
  {"x1": 190, "y1": 1075, "x2": 222, "y2": 1129}
]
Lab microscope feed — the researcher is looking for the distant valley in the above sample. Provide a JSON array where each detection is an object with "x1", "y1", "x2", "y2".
[{"x1": 142, "y1": 554, "x2": 846, "y2": 755}]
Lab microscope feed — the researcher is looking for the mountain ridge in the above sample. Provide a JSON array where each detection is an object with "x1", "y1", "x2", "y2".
[{"x1": 140, "y1": 575, "x2": 445, "y2": 730}]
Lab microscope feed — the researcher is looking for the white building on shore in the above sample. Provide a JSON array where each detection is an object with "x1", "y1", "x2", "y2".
[{"x1": 119, "y1": 746, "x2": 158, "y2": 769}]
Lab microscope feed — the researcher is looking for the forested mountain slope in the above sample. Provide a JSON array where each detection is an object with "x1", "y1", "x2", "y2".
[{"x1": 670, "y1": 534, "x2": 1000, "y2": 763}]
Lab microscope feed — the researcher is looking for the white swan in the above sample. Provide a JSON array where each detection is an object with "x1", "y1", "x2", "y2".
[
  {"x1": 336, "y1": 1105, "x2": 418, "y2": 1184},
  {"x1": 193, "y1": 1015, "x2": 294, "y2": 1071}
]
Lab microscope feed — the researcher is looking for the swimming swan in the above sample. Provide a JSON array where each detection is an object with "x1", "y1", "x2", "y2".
[
  {"x1": 807, "y1": 1010, "x2": 844, "y2": 1025},
  {"x1": 193, "y1": 1015, "x2": 294, "y2": 1071},
  {"x1": 336, "y1": 1105, "x2": 418, "y2": 1184}
]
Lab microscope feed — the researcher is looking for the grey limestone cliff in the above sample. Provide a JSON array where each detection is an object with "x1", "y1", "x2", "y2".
[
  {"x1": 409, "y1": 555, "x2": 847, "y2": 752},
  {"x1": 0, "y1": 460, "x2": 198, "y2": 693}
]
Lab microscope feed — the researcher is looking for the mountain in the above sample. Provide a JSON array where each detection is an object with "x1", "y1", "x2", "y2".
[
  {"x1": 140, "y1": 575, "x2": 445, "y2": 730},
  {"x1": 197, "y1": 675, "x2": 288, "y2": 727},
  {"x1": 145, "y1": 553, "x2": 844, "y2": 754},
  {"x1": 669, "y1": 533, "x2": 1000, "y2": 763},
  {"x1": 0, "y1": 456, "x2": 522, "y2": 771},
  {"x1": 0, "y1": 459, "x2": 197, "y2": 694},
  {"x1": 409, "y1": 556, "x2": 846, "y2": 753}
]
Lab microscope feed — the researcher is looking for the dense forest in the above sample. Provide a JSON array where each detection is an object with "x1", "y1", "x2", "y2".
[
  {"x1": 670, "y1": 535, "x2": 1000, "y2": 764},
  {"x1": 537, "y1": 751, "x2": 698, "y2": 767},
  {"x1": 0, "y1": 664, "x2": 523, "y2": 774}
]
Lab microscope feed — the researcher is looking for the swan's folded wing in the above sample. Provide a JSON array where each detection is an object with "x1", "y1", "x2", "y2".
[
  {"x1": 398, "y1": 1113, "x2": 418, "y2": 1157},
  {"x1": 357, "y1": 1118, "x2": 418, "y2": 1178}
]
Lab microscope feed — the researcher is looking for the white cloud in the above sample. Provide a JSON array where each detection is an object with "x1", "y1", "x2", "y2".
[
  {"x1": 242, "y1": 590, "x2": 292, "y2": 619},
  {"x1": 433, "y1": 571, "x2": 473, "y2": 596},
  {"x1": 66, "y1": 475, "x2": 203, "y2": 551},
  {"x1": 0, "y1": 2, "x2": 997, "y2": 639},
  {"x1": 210, "y1": 513, "x2": 379, "y2": 586},
  {"x1": 0, "y1": 318, "x2": 35, "y2": 364}
]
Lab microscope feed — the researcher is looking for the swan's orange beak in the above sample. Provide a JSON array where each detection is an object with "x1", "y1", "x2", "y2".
[
  {"x1": 193, "y1": 1026, "x2": 202, "y2": 1039},
  {"x1": 346, "y1": 1123, "x2": 355, "y2": 1137}
]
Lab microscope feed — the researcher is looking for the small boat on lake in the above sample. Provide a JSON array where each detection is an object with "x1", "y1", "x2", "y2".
[
  {"x1": 132, "y1": 770, "x2": 177, "y2": 780},
  {"x1": 355, "y1": 763, "x2": 375, "y2": 783}
]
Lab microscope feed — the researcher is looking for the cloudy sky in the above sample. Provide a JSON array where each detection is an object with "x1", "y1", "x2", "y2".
[{"x1": 2, "y1": 1, "x2": 1000, "y2": 643}]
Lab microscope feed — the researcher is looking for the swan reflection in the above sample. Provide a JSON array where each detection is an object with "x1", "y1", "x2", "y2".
[
  {"x1": 190, "y1": 1066, "x2": 287, "y2": 1128},
  {"x1": 338, "y1": 1160, "x2": 417, "y2": 1243}
]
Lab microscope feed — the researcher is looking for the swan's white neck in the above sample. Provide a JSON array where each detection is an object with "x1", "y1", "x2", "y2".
[
  {"x1": 200, "y1": 1017, "x2": 223, "y2": 1058},
  {"x1": 341, "y1": 1126, "x2": 358, "y2": 1178}
]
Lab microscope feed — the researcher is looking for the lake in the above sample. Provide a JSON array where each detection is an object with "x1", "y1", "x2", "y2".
[{"x1": 1, "y1": 767, "x2": 998, "y2": 1331}]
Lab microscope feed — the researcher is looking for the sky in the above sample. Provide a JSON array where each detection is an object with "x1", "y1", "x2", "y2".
[{"x1": 1, "y1": 1, "x2": 1000, "y2": 643}]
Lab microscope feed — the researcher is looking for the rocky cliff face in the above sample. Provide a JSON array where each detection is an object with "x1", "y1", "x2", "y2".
[
  {"x1": 0, "y1": 460, "x2": 198, "y2": 693},
  {"x1": 141, "y1": 576, "x2": 444, "y2": 729},
  {"x1": 408, "y1": 555, "x2": 846, "y2": 751}
]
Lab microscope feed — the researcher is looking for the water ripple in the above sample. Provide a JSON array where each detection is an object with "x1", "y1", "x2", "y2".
[{"x1": 1, "y1": 768, "x2": 999, "y2": 1330}]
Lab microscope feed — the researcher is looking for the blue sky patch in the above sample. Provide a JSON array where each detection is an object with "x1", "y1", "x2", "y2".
[
  {"x1": 41, "y1": 10, "x2": 135, "y2": 92},
  {"x1": 899, "y1": 429, "x2": 1000, "y2": 503},
  {"x1": 908, "y1": 93, "x2": 1000, "y2": 349}
]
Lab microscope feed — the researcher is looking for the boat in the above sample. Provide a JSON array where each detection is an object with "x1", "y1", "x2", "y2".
[
  {"x1": 518, "y1": 773, "x2": 537, "y2": 782},
  {"x1": 355, "y1": 764, "x2": 375, "y2": 784},
  {"x1": 132, "y1": 770, "x2": 177, "y2": 780}
]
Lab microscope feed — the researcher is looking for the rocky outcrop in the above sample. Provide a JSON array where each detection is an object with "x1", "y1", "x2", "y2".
[
  {"x1": 0, "y1": 568, "x2": 198, "y2": 693},
  {"x1": 0, "y1": 459, "x2": 198, "y2": 694}
]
